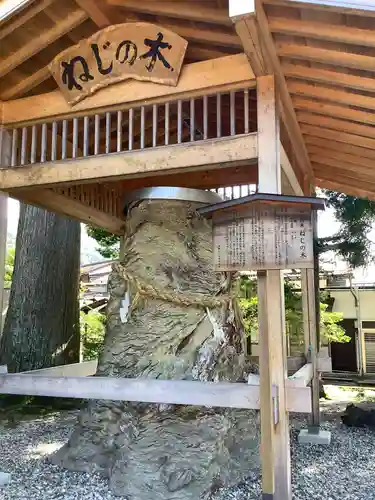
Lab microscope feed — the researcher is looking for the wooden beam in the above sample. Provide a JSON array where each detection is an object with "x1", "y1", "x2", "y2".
[
  {"x1": 311, "y1": 156, "x2": 375, "y2": 183},
  {"x1": 0, "y1": 134, "x2": 258, "y2": 189},
  {"x1": 108, "y1": 0, "x2": 232, "y2": 26},
  {"x1": 302, "y1": 123, "x2": 375, "y2": 150},
  {"x1": 0, "y1": 67, "x2": 50, "y2": 101},
  {"x1": 270, "y1": 16, "x2": 375, "y2": 48},
  {"x1": 264, "y1": 0, "x2": 375, "y2": 13},
  {"x1": 307, "y1": 145, "x2": 375, "y2": 170},
  {"x1": 305, "y1": 135, "x2": 375, "y2": 160},
  {"x1": 255, "y1": 0, "x2": 312, "y2": 183},
  {"x1": 288, "y1": 82, "x2": 375, "y2": 112},
  {"x1": 74, "y1": 0, "x2": 114, "y2": 27},
  {"x1": 297, "y1": 112, "x2": 375, "y2": 140},
  {"x1": 315, "y1": 177, "x2": 375, "y2": 200},
  {"x1": 278, "y1": 43, "x2": 375, "y2": 73},
  {"x1": 257, "y1": 74, "x2": 292, "y2": 500},
  {"x1": 280, "y1": 143, "x2": 303, "y2": 195},
  {"x1": 0, "y1": 0, "x2": 35, "y2": 24},
  {"x1": 288, "y1": 363, "x2": 313, "y2": 388},
  {"x1": 283, "y1": 64, "x2": 375, "y2": 94},
  {"x1": 313, "y1": 165, "x2": 375, "y2": 192},
  {"x1": 2, "y1": 54, "x2": 255, "y2": 126},
  {"x1": 231, "y1": 14, "x2": 267, "y2": 76},
  {"x1": 22, "y1": 360, "x2": 97, "y2": 376},
  {"x1": 293, "y1": 97, "x2": 375, "y2": 126},
  {"x1": 10, "y1": 188, "x2": 124, "y2": 234},
  {"x1": 0, "y1": 9, "x2": 88, "y2": 79},
  {"x1": 0, "y1": 0, "x2": 56, "y2": 40},
  {"x1": 0, "y1": 374, "x2": 312, "y2": 413}
]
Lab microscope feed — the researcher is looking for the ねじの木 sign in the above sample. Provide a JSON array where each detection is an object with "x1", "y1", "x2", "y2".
[{"x1": 48, "y1": 22, "x2": 188, "y2": 106}]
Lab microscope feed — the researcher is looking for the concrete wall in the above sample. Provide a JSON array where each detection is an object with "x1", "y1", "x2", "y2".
[{"x1": 329, "y1": 288, "x2": 375, "y2": 321}]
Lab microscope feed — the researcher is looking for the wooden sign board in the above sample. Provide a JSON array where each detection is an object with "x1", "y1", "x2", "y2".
[
  {"x1": 212, "y1": 204, "x2": 314, "y2": 271},
  {"x1": 49, "y1": 22, "x2": 188, "y2": 106}
]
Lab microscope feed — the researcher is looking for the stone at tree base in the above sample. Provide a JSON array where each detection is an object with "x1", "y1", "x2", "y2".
[
  {"x1": 51, "y1": 198, "x2": 260, "y2": 499},
  {"x1": 341, "y1": 402, "x2": 375, "y2": 428}
]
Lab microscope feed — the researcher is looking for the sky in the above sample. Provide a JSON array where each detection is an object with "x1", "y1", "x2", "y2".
[{"x1": 6, "y1": 197, "x2": 375, "y2": 282}]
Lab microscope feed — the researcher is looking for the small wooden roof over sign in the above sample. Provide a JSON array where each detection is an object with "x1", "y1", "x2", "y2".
[{"x1": 197, "y1": 193, "x2": 326, "y2": 217}]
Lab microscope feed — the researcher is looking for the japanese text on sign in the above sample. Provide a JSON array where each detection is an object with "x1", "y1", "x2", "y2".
[
  {"x1": 213, "y1": 204, "x2": 314, "y2": 271},
  {"x1": 49, "y1": 23, "x2": 188, "y2": 106}
]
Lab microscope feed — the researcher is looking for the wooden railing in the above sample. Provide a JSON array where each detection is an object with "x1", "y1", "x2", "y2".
[{"x1": 4, "y1": 87, "x2": 256, "y2": 168}]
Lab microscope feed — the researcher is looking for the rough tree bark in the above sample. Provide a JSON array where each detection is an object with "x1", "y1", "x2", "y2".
[
  {"x1": 52, "y1": 199, "x2": 259, "y2": 499},
  {"x1": 0, "y1": 203, "x2": 80, "y2": 372}
]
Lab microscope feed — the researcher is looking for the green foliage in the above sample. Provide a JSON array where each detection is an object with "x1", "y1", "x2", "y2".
[
  {"x1": 320, "y1": 191, "x2": 375, "y2": 268},
  {"x1": 80, "y1": 309, "x2": 106, "y2": 360},
  {"x1": 4, "y1": 248, "x2": 15, "y2": 288},
  {"x1": 238, "y1": 275, "x2": 348, "y2": 346},
  {"x1": 86, "y1": 226, "x2": 120, "y2": 259}
]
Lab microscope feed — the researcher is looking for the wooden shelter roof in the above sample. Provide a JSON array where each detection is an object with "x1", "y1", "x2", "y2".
[{"x1": 1, "y1": 0, "x2": 375, "y2": 199}]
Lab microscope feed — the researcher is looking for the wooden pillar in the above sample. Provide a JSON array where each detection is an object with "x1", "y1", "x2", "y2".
[
  {"x1": 0, "y1": 129, "x2": 11, "y2": 332},
  {"x1": 257, "y1": 75, "x2": 291, "y2": 500}
]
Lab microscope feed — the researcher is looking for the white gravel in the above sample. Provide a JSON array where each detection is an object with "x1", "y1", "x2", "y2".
[{"x1": 1, "y1": 404, "x2": 375, "y2": 500}]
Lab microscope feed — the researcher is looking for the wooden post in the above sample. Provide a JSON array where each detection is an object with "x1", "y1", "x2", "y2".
[
  {"x1": 0, "y1": 129, "x2": 11, "y2": 332},
  {"x1": 257, "y1": 75, "x2": 291, "y2": 500}
]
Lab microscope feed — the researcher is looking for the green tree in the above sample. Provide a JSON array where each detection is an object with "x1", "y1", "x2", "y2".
[
  {"x1": 86, "y1": 227, "x2": 119, "y2": 259},
  {"x1": 4, "y1": 247, "x2": 15, "y2": 288},
  {"x1": 80, "y1": 309, "x2": 106, "y2": 360},
  {"x1": 319, "y1": 191, "x2": 375, "y2": 268}
]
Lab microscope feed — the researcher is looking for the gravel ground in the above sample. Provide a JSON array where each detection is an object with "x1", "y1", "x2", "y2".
[{"x1": 1, "y1": 397, "x2": 375, "y2": 500}]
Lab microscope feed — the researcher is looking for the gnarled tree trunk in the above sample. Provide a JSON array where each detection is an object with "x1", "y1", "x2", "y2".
[
  {"x1": 0, "y1": 203, "x2": 80, "y2": 372},
  {"x1": 52, "y1": 199, "x2": 259, "y2": 499}
]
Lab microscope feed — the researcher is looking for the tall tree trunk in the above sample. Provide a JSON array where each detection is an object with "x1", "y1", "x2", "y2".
[
  {"x1": 0, "y1": 203, "x2": 80, "y2": 372},
  {"x1": 52, "y1": 199, "x2": 259, "y2": 499}
]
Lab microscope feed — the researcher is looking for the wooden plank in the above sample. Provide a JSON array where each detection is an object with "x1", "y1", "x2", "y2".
[
  {"x1": 0, "y1": 67, "x2": 50, "y2": 101},
  {"x1": 21, "y1": 360, "x2": 97, "y2": 376},
  {"x1": 270, "y1": 16, "x2": 375, "y2": 48},
  {"x1": 2, "y1": 54, "x2": 255, "y2": 126},
  {"x1": 304, "y1": 135, "x2": 375, "y2": 160},
  {"x1": 312, "y1": 159, "x2": 375, "y2": 184},
  {"x1": 293, "y1": 97, "x2": 375, "y2": 126},
  {"x1": 257, "y1": 74, "x2": 291, "y2": 500},
  {"x1": 280, "y1": 143, "x2": 303, "y2": 195},
  {"x1": 313, "y1": 165, "x2": 375, "y2": 191},
  {"x1": 0, "y1": 373, "x2": 312, "y2": 412},
  {"x1": 255, "y1": 0, "x2": 312, "y2": 183},
  {"x1": 315, "y1": 176, "x2": 375, "y2": 200},
  {"x1": 0, "y1": 0, "x2": 34, "y2": 23},
  {"x1": 307, "y1": 145, "x2": 375, "y2": 170},
  {"x1": 0, "y1": 134, "x2": 258, "y2": 189},
  {"x1": 278, "y1": 43, "x2": 375, "y2": 73},
  {"x1": 0, "y1": 129, "x2": 10, "y2": 332},
  {"x1": 74, "y1": 0, "x2": 114, "y2": 27},
  {"x1": 289, "y1": 82, "x2": 375, "y2": 111},
  {"x1": 284, "y1": 64, "x2": 375, "y2": 94},
  {"x1": 297, "y1": 112, "x2": 375, "y2": 140},
  {"x1": 0, "y1": 0, "x2": 56, "y2": 40},
  {"x1": 109, "y1": 0, "x2": 232, "y2": 26},
  {"x1": 302, "y1": 123, "x2": 375, "y2": 150},
  {"x1": 265, "y1": 0, "x2": 375, "y2": 13},
  {"x1": 0, "y1": 8, "x2": 88, "y2": 79},
  {"x1": 10, "y1": 188, "x2": 124, "y2": 234},
  {"x1": 232, "y1": 14, "x2": 267, "y2": 76},
  {"x1": 288, "y1": 363, "x2": 313, "y2": 388}
]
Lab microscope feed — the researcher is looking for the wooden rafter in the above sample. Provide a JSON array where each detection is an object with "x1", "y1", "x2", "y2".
[
  {"x1": 269, "y1": 16, "x2": 375, "y2": 48},
  {"x1": 0, "y1": 0, "x2": 56, "y2": 40},
  {"x1": 301, "y1": 123, "x2": 375, "y2": 150},
  {"x1": 304, "y1": 135, "x2": 375, "y2": 160},
  {"x1": 293, "y1": 98, "x2": 375, "y2": 126},
  {"x1": 74, "y1": 0, "x2": 115, "y2": 27},
  {"x1": 0, "y1": 8, "x2": 88, "y2": 79},
  {"x1": 283, "y1": 64, "x2": 375, "y2": 93},
  {"x1": 108, "y1": 0, "x2": 232, "y2": 26},
  {"x1": 288, "y1": 82, "x2": 375, "y2": 111},
  {"x1": 277, "y1": 43, "x2": 375, "y2": 72},
  {"x1": 315, "y1": 178, "x2": 375, "y2": 201},
  {"x1": 297, "y1": 112, "x2": 375, "y2": 140},
  {"x1": 306, "y1": 145, "x2": 375, "y2": 170},
  {"x1": 0, "y1": 66, "x2": 50, "y2": 100}
]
